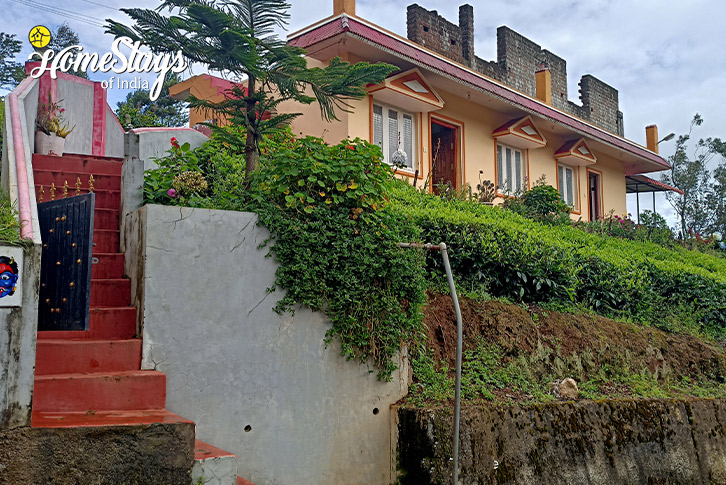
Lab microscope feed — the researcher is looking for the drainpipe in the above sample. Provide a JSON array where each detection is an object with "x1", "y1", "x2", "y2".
[{"x1": 398, "y1": 242, "x2": 463, "y2": 485}]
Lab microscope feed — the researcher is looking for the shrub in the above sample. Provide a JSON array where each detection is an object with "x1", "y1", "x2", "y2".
[
  {"x1": 389, "y1": 183, "x2": 726, "y2": 339},
  {"x1": 144, "y1": 132, "x2": 247, "y2": 210},
  {"x1": 503, "y1": 183, "x2": 571, "y2": 225},
  {"x1": 248, "y1": 136, "x2": 427, "y2": 380}
]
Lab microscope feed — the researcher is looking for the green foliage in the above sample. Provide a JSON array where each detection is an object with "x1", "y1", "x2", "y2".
[
  {"x1": 576, "y1": 210, "x2": 675, "y2": 248},
  {"x1": 408, "y1": 348, "x2": 453, "y2": 406},
  {"x1": 115, "y1": 73, "x2": 188, "y2": 128},
  {"x1": 662, "y1": 114, "x2": 726, "y2": 236},
  {"x1": 0, "y1": 32, "x2": 23, "y2": 90},
  {"x1": 106, "y1": 0, "x2": 396, "y2": 176},
  {"x1": 143, "y1": 130, "x2": 247, "y2": 210},
  {"x1": 503, "y1": 183, "x2": 571, "y2": 225},
  {"x1": 389, "y1": 183, "x2": 726, "y2": 339},
  {"x1": 0, "y1": 191, "x2": 23, "y2": 245},
  {"x1": 248, "y1": 136, "x2": 427, "y2": 380}
]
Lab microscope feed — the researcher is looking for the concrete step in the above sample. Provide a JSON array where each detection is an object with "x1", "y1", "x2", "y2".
[
  {"x1": 192, "y1": 440, "x2": 238, "y2": 485},
  {"x1": 93, "y1": 230, "x2": 120, "y2": 254},
  {"x1": 33, "y1": 153, "x2": 124, "y2": 176},
  {"x1": 33, "y1": 170, "x2": 121, "y2": 191},
  {"x1": 91, "y1": 279, "x2": 131, "y2": 308},
  {"x1": 37, "y1": 307, "x2": 136, "y2": 340},
  {"x1": 33, "y1": 370, "x2": 166, "y2": 413},
  {"x1": 35, "y1": 339, "x2": 142, "y2": 375},
  {"x1": 91, "y1": 253, "x2": 124, "y2": 279},
  {"x1": 31, "y1": 409, "x2": 193, "y2": 429}
]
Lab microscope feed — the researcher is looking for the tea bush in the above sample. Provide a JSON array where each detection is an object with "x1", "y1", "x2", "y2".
[{"x1": 389, "y1": 183, "x2": 726, "y2": 339}]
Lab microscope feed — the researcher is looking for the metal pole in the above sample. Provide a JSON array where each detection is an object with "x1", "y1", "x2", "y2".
[
  {"x1": 636, "y1": 184, "x2": 640, "y2": 224},
  {"x1": 397, "y1": 242, "x2": 463, "y2": 485},
  {"x1": 653, "y1": 191, "x2": 656, "y2": 214}
]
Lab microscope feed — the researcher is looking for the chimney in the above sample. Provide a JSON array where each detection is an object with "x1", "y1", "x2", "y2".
[
  {"x1": 459, "y1": 5, "x2": 475, "y2": 67},
  {"x1": 645, "y1": 125, "x2": 659, "y2": 154},
  {"x1": 535, "y1": 64, "x2": 552, "y2": 105},
  {"x1": 334, "y1": 0, "x2": 355, "y2": 16}
]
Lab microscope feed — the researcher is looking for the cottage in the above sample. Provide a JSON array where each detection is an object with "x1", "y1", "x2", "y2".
[{"x1": 173, "y1": 0, "x2": 675, "y2": 221}]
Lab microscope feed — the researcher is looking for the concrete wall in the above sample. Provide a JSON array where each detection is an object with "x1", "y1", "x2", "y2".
[
  {"x1": 105, "y1": 106, "x2": 124, "y2": 159},
  {"x1": 120, "y1": 127, "x2": 209, "y2": 255},
  {"x1": 0, "y1": 244, "x2": 41, "y2": 429},
  {"x1": 398, "y1": 398, "x2": 726, "y2": 484},
  {"x1": 124, "y1": 205, "x2": 409, "y2": 484},
  {"x1": 57, "y1": 78, "x2": 95, "y2": 156}
]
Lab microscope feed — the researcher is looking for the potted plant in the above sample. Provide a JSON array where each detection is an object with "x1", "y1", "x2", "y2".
[{"x1": 35, "y1": 94, "x2": 74, "y2": 156}]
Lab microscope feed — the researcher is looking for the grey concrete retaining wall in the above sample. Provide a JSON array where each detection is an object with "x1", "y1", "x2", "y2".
[
  {"x1": 397, "y1": 399, "x2": 726, "y2": 484},
  {"x1": 0, "y1": 420, "x2": 194, "y2": 483},
  {"x1": 0, "y1": 244, "x2": 41, "y2": 429},
  {"x1": 125, "y1": 204, "x2": 409, "y2": 484}
]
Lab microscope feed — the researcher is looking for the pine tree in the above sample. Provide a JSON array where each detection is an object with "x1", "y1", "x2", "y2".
[{"x1": 106, "y1": 0, "x2": 396, "y2": 177}]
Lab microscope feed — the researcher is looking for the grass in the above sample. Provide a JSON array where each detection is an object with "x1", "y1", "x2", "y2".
[{"x1": 0, "y1": 191, "x2": 24, "y2": 246}]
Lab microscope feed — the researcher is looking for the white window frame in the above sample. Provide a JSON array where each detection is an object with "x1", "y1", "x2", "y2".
[
  {"x1": 496, "y1": 143, "x2": 526, "y2": 195},
  {"x1": 558, "y1": 163, "x2": 578, "y2": 209},
  {"x1": 372, "y1": 102, "x2": 417, "y2": 171}
]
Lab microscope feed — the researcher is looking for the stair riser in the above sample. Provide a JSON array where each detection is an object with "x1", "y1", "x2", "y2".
[
  {"x1": 93, "y1": 232, "x2": 120, "y2": 254},
  {"x1": 33, "y1": 154, "x2": 123, "y2": 176},
  {"x1": 36, "y1": 340, "x2": 142, "y2": 375},
  {"x1": 93, "y1": 210, "x2": 119, "y2": 231},
  {"x1": 91, "y1": 280, "x2": 131, "y2": 308},
  {"x1": 35, "y1": 186, "x2": 121, "y2": 209},
  {"x1": 33, "y1": 373, "x2": 166, "y2": 412},
  {"x1": 33, "y1": 172, "x2": 121, "y2": 191},
  {"x1": 37, "y1": 307, "x2": 137, "y2": 340},
  {"x1": 91, "y1": 254, "x2": 124, "y2": 279}
]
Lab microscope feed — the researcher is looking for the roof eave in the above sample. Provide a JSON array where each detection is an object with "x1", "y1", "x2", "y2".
[{"x1": 288, "y1": 15, "x2": 669, "y2": 171}]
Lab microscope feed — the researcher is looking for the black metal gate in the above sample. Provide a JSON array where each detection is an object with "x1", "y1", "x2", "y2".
[{"x1": 37, "y1": 193, "x2": 95, "y2": 331}]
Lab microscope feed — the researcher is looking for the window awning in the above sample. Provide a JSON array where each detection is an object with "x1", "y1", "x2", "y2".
[
  {"x1": 492, "y1": 115, "x2": 547, "y2": 150},
  {"x1": 368, "y1": 69, "x2": 444, "y2": 113},
  {"x1": 555, "y1": 138, "x2": 597, "y2": 166}
]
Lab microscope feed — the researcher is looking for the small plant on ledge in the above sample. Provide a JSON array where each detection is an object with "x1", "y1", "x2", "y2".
[{"x1": 35, "y1": 93, "x2": 75, "y2": 156}]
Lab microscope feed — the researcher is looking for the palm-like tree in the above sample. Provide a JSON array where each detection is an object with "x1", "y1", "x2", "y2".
[{"x1": 106, "y1": 0, "x2": 396, "y2": 176}]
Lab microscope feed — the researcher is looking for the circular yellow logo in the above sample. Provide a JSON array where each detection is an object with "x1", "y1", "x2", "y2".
[{"x1": 29, "y1": 25, "x2": 52, "y2": 49}]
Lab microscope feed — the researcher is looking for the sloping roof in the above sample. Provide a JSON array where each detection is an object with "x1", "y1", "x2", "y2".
[
  {"x1": 288, "y1": 14, "x2": 669, "y2": 174},
  {"x1": 626, "y1": 175, "x2": 684, "y2": 194}
]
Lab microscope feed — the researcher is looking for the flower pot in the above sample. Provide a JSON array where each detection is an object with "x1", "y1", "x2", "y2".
[{"x1": 35, "y1": 131, "x2": 66, "y2": 156}]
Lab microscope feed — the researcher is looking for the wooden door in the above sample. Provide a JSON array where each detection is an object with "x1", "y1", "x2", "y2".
[
  {"x1": 589, "y1": 172, "x2": 601, "y2": 221},
  {"x1": 431, "y1": 121, "x2": 457, "y2": 191}
]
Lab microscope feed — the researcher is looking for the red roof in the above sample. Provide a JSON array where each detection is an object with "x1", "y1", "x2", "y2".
[{"x1": 289, "y1": 15, "x2": 669, "y2": 173}]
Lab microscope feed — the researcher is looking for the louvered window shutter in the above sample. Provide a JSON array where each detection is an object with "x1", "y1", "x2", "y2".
[{"x1": 403, "y1": 114, "x2": 413, "y2": 168}]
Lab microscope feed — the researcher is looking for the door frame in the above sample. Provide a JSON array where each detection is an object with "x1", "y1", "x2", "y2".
[
  {"x1": 587, "y1": 168, "x2": 603, "y2": 221},
  {"x1": 428, "y1": 113, "x2": 464, "y2": 192}
]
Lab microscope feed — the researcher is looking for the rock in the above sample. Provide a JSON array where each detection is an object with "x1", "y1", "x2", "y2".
[{"x1": 558, "y1": 378, "x2": 579, "y2": 400}]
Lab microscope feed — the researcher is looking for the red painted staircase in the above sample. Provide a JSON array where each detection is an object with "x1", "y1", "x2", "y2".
[
  {"x1": 31, "y1": 153, "x2": 252, "y2": 483},
  {"x1": 31, "y1": 153, "x2": 186, "y2": 427}
]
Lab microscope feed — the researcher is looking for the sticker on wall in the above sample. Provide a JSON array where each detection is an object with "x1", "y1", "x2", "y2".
[{"x1": 0, "y1": 247, "x2": 23, "y2": 307}]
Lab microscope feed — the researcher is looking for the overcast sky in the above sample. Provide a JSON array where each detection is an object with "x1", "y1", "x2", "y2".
[{"x1": 2, "y1": 0, "x2": 724, "y2": 226}]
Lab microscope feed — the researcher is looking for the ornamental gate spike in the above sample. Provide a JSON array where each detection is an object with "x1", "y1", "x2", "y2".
[
  {"x1": 63, "y1": 180, "x2": 69, "y2": 199},
  {"x1": 50, "y1": 183, "x2": 56, "y2": 200},
  {"x1": 88, "y1": 175, "x2": 95, "y2": 193},
  {"x1": 75, "y1": 177, "x2": 82, "y2": 196},
  {"x1": 39, "y1": 185, "x2": 44, "y2": 203}
]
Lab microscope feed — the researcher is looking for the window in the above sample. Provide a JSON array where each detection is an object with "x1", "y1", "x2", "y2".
[
  {"x1": 373, "y1": 103, "x2": 416, "y2": 170},
  {"x1": 497, "y1": 144, "x2": 525, "y2": 194},
  {"x1": 558, "y1": 164, "x2": 577, "y2": 208}
]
